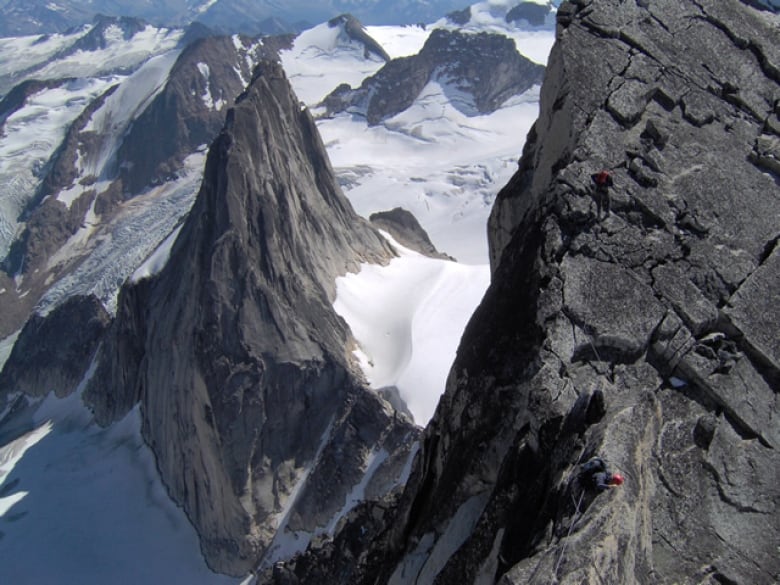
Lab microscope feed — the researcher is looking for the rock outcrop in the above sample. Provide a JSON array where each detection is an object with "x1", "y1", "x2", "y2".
[
  {"x1": 328, "y1": 14, "x2": 391, "y2": 62},
  {"x1": 0, "y1": 294, "x2": 110, "y2": 400},
  {"x1": 369, "y1": 207, "x2": 453, "y2": 260},
  {"x1": 322, "y1": 29, "x2": 545, "y2": 124},
  {"x1": 506, "y1": 1, "x2": 555, "y2": 27},
  {"x1": 84, "y1": 60, "x2": 419, "y2": 575},
  {"x1": 256, "y1": 1, "x2": 780, "y2": 584},
  {"x1": 115, "y1": 34, "x2": 282, "y2": 196}
]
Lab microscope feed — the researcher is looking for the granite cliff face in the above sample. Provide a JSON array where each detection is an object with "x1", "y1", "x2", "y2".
[
  {"x1": 257, "y1": 1, "x2": 780, "y2": 584},
  {"x1": 84, "y1": 60, "x2": 419, "y2": 575},
  {"x1": 115, "y1": 33, "x2": 290, "y2": 196},
  {"x1": 322, "y1": 28, "x2": 545, "y2": 125}
]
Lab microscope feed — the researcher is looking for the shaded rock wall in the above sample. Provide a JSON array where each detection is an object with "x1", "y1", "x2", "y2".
[
  {"x1": 369, "y1": 207, "x2": 453, "y2": 260},
  {"x1": 0, "y1": 294, "x2": 110, "y2": 400},
  {"x1": 256, "y1": 1, "x2": 780, "y2": 584}
]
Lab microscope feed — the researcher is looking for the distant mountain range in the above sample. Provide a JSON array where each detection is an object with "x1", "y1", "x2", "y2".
[{"x1": 0, "y1": 0, "x2": 562, "y2": 36}]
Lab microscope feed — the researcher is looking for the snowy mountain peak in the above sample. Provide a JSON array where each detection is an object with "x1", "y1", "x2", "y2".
[
  {"x1": 69, "y1": 14, "x2": 151, "y2": 52},
  {"x1": 322, "y1": 28, "x2": 545, "y2": 124}
]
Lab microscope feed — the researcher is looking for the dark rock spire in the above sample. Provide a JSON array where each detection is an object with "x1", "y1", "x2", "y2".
[{"x1": 85, "y1": 59, "x2": 417, "y2": 575}]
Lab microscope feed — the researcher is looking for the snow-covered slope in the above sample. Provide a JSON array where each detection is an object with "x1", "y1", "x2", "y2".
[
  {"x1": 281, "y1": 7, "x2": 555, "y2": 425},
  {"x1": 282, "y1": 8, "x2": 554, "y2": 266},
  {"x1": 0, "y1": 389, "x2": 237, "y2": 585},
  {"x1": 0, "y1": 20, "x2": 184, "y2": 96}
]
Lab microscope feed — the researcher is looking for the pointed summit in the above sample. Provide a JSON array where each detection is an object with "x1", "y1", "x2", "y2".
[{"x1": 85, "y1": 59, "x2": 416, "y2": 574}]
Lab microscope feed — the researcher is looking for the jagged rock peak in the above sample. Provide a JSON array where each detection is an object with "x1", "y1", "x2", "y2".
[
  {"x1": 328, "y1": 13, "x2": 391, "y2": 62},
  {"x1": 370, "y1": 207, "x2": 454, "y2": 260},
  {"x1": 85, "y1": 58, "x2": 415, "y2": 575},
  {"x1": 322, "y1": 28, "x2": 545, "y2": 124},
  {"x1": 257, "y1": 1, "x2": 780, "y2": 584},
  {"x1": 116, "y1": 33, "x2": 278, "y2": 195},
  {"x1": 0, "y1": 32, "x2": 280, "y2": 339}
]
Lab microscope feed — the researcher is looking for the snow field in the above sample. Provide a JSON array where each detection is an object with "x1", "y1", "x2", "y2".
[
  {"x1": 334, "y1": 236, "x2": 490, "y2": 424},
  {"x1": 0, "y1": 388, "x2": 237, "y2": 585}
]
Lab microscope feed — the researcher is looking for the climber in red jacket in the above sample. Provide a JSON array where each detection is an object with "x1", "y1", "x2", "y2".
[
  {"x1": 591, "y1": 170, "x2": 614, "y2": 218},
  {"x1": 579, "y1": 456, "x2": 624, "y2": 491}
]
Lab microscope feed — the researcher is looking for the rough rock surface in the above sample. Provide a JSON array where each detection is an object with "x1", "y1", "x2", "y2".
[
  {"x1": 115, "y1": 34, "x2": 282, "y2": 196},
  {"x1": 257, "y1": 2, "x2": 780, "y2": 584},
  {"x1": 0, "y1": 294, "x2": 110, "y2": 400},
  {"x1": 84, "y1": 60, "x2": 419, "y2": 575},
  {"x1": 370, "y1": 207, "x2": 453, "y2": 260},
  {"x1": 322, "y1": 29, "x2": 545, "y2": 125}
]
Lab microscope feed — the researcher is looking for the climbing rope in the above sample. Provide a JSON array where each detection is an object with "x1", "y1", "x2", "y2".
[{"x1": 553, "y1": 489, "x2": 585, "y2": 578}]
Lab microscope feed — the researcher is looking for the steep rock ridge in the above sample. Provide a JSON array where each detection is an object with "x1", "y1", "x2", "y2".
[
  {"x1": 257, "y1": 1, "x2": 780, "y2": 584},
  {"x1": 85, "y1": 60, "x2": 418, "y2": 575},
  {"x1": 116, "y1": 34, "x2": 280, "y2": 196},
  {"x1": 322, "y1": 29, "x2": 545, "y2": 124},
  {"x1": 0, "y1": 294, "x2": 110, "y2": 400}
]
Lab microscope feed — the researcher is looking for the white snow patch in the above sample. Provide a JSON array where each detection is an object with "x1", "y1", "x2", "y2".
[
  {"x1": 318, "y1": 86, "x2": 541, "y2": 264},
  {"x1": 14, "y1": 25, "x2": 183, "y2": 84},
  {"x1": 197, "y1": 0, "x2": 220, "y2": 14},
  {"x1": 325, "y1": 447, "x2": 390, "y2": 534},
  {"x1": 334, "y1": 235, "x2": 489, "y2": 425},
  {"x1": 0, "y1": 330, "x2": 21, "y2": 372},
  {"x1": 412, "y1": 493, "x2": 491, "y2": 584},
  {"x1": 364, "y1": 24, "x2": 431, "y2": 58},
  {"x1": 0, "y1": 77, "x2": 117, "y2": 256},
  {"x1": 131, "y1": 224, "x2": 183, "y2": 282},
  {"x1": 260, "y1": 417, "x2": 336, "y2": 567},
  {"x1": 82, "y1": 49, "x2": 182, "y2": 175}
]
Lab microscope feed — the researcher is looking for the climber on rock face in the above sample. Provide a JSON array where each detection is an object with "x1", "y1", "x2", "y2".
[
  {"x1": 590, "y1": 170, "x2": 614, "y2": 218},
  {"x1": 579, "y1": 456, "x2": 624, "y2": 491}
]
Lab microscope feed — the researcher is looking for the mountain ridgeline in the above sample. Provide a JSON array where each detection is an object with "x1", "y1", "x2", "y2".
[
  {"x1": 323, "y1": 28, "x2": 545, "y2": 124},
  {"x1": 256, "y1": 1, "x2": 780, "y2": 584}
]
